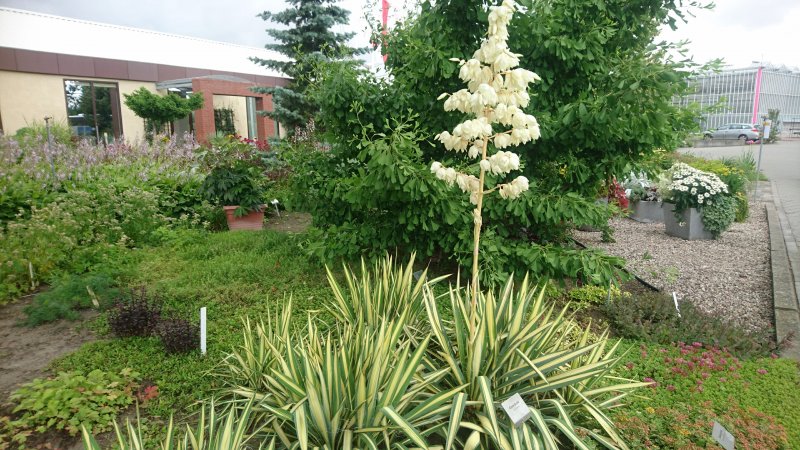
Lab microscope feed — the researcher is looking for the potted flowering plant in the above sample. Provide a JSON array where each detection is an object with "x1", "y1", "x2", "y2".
[
  {"x1": 197, "y1": 135, "x2": 268, "y2": 230},
  {"x1": 661, "y1": 162, "x2": 733, "y2": 239},
  {"x1": 623, "y1": 171, "x2": 663, "y2": 223}
]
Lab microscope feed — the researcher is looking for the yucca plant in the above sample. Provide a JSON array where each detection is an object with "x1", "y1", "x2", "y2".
[
  {"x1": 217, "y1": 301, "x2": 462, "y2": 448},
  {"x1": 81, "y1": 400, "x2": 267, "y2": 449},
  {"x1": 325, "y1": 254, "x2": 447, "y2": 336},
  {"x1": 423, "y1": 275, "x2": 644, "y2": 449}
]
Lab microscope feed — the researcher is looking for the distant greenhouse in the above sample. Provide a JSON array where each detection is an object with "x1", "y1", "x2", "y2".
[{"x1": 676, "y1": 65, "x2": 800, "y2": 136}]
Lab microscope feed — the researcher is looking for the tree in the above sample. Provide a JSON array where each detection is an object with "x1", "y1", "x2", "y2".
[
  {"x1": 766, "y1": 108, "x2": 781, "y2": 143},
  {"x1": 294, "y1": 0, "x2": 714, "y2": 285},
  {"x1": 251, "y1": 0, "x2": 365, "y2": 134},
  {"x1": 123, "y1": 88, "x2": 203, "y2": 137},
  {"x1": 381, "y1": 0, "x2": 714, "y2": 195}
]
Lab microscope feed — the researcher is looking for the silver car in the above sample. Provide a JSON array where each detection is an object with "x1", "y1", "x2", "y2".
[{"x1": 703, "y1": 123, "x2": 760, "y2": 141}]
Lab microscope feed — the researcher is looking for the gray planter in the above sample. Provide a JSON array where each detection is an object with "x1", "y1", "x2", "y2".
[
  {"x1": 663, "y1": 203, "x2": 714, "y2": 240},
  {"x1": 629, "y1": 200, "x2": 664, "y2": 223}
]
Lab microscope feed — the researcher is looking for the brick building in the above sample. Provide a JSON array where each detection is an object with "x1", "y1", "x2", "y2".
[{"x1": 0, "y1": 7, "x2": 290, "y2": 143}]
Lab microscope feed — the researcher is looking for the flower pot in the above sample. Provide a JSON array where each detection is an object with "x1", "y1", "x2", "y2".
[
  {"x1": 629, "y1": 200, "x2": 664, "y2": 223},
  {"x1": 663, "y1": 203, "x2": 713, "y2": 240},
  {"x1": 223, "y1": 206, "x2": 264, "y2": 231}
]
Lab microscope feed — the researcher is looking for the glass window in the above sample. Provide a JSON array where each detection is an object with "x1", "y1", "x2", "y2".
[{"x1": 64, "y1": 79, "x2": 122, "y2": 143}]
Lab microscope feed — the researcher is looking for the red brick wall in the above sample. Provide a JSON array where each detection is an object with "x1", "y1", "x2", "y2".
[{"x1": 191, "y1": 78, "x2": 276, "y2": 143}]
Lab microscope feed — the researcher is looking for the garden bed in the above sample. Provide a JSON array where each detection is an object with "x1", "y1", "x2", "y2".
[{"x1": 575, "y1": 202, "x2": 772, "y2": 333}]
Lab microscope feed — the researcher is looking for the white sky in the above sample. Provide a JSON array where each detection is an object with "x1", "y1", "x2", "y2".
[{"x1": 1, "y1": 0, "x2": 798, "y2": 70}]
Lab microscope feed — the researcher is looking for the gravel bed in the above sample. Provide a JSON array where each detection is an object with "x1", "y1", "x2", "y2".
[{"x1": 574, "y1": 203, "x2": 772, "y2": 333}]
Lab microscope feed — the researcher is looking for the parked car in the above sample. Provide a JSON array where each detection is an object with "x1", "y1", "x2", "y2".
[
  {"x1": 703, "y1": 123, "x2": 760, "y2": 141},
  {"x1": 71, "y1": 125, "x2": 95, "y2": 136}
]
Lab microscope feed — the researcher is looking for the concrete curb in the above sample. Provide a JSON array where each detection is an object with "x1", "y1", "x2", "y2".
[{"x1": 767, "y1": 201, "x2": 800, "y2": 360}]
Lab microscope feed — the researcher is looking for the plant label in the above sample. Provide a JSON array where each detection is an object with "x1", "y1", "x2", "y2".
[
  {"x1": 200, "y1": 307, "x2": 207, "y2": 355},
  {"x1": 711, "y1": 421, "x2": 734, "y2": 450},
  {"x1": 501, "y1": 393, "x2": 530, "y2": 427}
]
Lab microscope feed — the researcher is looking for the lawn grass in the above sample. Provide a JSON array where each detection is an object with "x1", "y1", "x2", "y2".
[{"x1": 52, "y1": 228, "x2": 334, "y2": 418}]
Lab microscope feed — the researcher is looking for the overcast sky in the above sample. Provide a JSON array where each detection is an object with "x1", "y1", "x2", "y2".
[{"x1": 1, "y1": 0, "x2": 798, "y2": 70}]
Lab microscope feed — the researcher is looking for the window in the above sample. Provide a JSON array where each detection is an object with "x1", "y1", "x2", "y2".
[{"x1": 64, "y1": 80, "x2": 122, "y2": 143}]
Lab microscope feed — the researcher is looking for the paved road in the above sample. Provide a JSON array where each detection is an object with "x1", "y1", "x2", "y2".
[{"x1": 681, "y1": 140, "x2": 800, "y2": 315}]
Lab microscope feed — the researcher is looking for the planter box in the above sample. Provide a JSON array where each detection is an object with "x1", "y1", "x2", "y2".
[
  {"x1": 223, "y1": 206, "x2": 264, "y2": 231},
  {"x1": 663, "y1": 203, "x2": 713, "y2": 240},
  {"x1": 629, "y1": 200, "x2": 664, "y2": 223}
]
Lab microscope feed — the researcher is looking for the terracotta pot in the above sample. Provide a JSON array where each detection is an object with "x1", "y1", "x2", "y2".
[{"x1": 223, "y1": 206, "x2": 264, "y2": 231}]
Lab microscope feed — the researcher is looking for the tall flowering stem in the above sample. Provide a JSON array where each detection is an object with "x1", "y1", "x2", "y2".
[{"x1": 430, "y1": 0, "x2": 541, "y2": 310}]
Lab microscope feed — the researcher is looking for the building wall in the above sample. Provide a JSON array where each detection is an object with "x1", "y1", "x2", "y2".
[
  {"x1": 0, "y1": 70, "x2": 157, "y2": 141},
  {"x1": 120, "y1": 81, "x2": 156, "y2": 142},
  {"x1": 0, "y1": 70, "x2": 68, "y2": 133},
  {"x1": 678, "y1": 67, "x2": 800, "y2": 134},
  {"x1": 212, "y1": 94, "x2": 248, "y2": 137}
]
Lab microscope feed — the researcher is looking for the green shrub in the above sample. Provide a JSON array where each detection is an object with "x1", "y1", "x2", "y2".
[
  {"x1": 108, "y1": 288, "x2": 162, "y2": 338},
  {"x1": 566, "y1": 283, "x2": 627, "y2": 310},
  {"x1": 603, "y1": 292, "x2": 776, "y2": 358},
  {"x1": 701, "y1": 194, "x2": 737, "y2": 238},
  {"x1": 0, "y1": 186, "x2": 166, "y2": 302},
  {"x1": 0, "y1": 170, "x2": 56, "y2": 223},
  {"x1": 734, "y1": 191, "x2": 749, "y2": 222},
  {"x1": 22, "y1": 273, "x2": 120, "y2": 326},
  {"x1": 7, "y1": 368, "x2": 138, "y2": 444},
  {"x1": 13, "y1": 120, "x2": 74, "y2": 150},
  {"x1": 290, "y1": 115, "x2": 626, "y2": 287},
  {"x1": 197, "y1": 135, "x2": 269, "y2": 216}
]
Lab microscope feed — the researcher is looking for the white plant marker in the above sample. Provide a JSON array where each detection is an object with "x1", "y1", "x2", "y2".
[
  {"x1": 271, "y1": 199, "x2": 281, "y2": 217},
  {"x1": 501, "y1": 393, "x2": 531, "y2": 427},
  {"x1": 672, "y1": 292, "x2": 681, "y2": 318},
  {"x1": 200, "y1": 307, "x2": 207, "y2": 355},
  {"x1": 711, "y1": 421, "x2": 735, "y2": 450}
]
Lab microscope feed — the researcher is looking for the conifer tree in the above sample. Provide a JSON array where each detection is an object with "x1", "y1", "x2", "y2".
[{"x1": 251, "y1": 0, "x2": 364, "y2": 135}]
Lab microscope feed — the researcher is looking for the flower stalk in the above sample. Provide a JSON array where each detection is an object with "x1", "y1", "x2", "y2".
[{"x1": 430, "y1": 0, "x2": 540, "y2": 309}]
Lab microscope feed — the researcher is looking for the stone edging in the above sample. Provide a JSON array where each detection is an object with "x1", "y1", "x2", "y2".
[{"x1": 767, "y1": 202, "x2": 800, "y2": 360}]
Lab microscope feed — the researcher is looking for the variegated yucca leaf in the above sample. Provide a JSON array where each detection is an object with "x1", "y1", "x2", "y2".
[
  {"x1": 217, "y1": 297, "x2": 461, "y2": 449},
  {"x1": 81, "y1": 401, "x2": 267, "y2": 449},
  {"x1": 422, "y1": 275, "x2": 643, "y2": 449},
  {"x1": 325, "y1": 253, "x2": 448, "y2": 336}
]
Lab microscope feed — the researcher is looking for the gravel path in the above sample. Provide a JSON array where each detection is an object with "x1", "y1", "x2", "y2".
[{"x1": 575, "y1": 203, "x2": 772, "y2": 333}]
